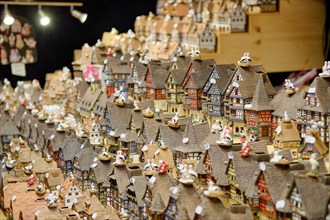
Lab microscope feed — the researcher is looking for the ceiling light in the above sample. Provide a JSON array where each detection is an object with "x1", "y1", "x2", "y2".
[
  {"x1": 39, "y1": 6, "x2": 50, "y2": 26},
  {"x1": 3, "y1": 5, "x2": 15, "y2": 26},
  {"x1": 70, "y1": 6, "x2": 87, "y2": 23}
]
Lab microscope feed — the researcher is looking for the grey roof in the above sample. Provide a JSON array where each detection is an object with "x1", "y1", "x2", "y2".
[
  {"x1": 158, "y1": 124, "x2": 182, "y2": 152},
  {"x1": 231, "y1": 64, "x2": 276, "y2": 99},
  {"x1": 14, "y1": 105, "x2": 26, "y2": 128},
  {"x1": 167, "y1": 56, "x2": 191, "y2": 84},
  {"x1": 271, "y1": 89, "x2": 305, "y2": 119},
  {"x1": 187, "y1": 59, "x2": 216, "y2": 89},
  {"x1": 106, "y1": 102, "x2": 133, "y2": 130},
  {"x1": 61, "y1": 139, "x2": 83, "y2": 161},
  {"x1": 300, "y1": 76, "x2": 330, "y2": 113},
  {"x1": 226, "y1": 151, "x2": 258, "y2": 192},
  {"x1": 74, "y1": 147, "x2": 98, "y2": 171},
  {"x1": 90, "y1": 158, "x2": 113, "y2": 184},
  {"x1": 31, "y1": 88, "x2": 42, "y2": 103},
  {"x1": 175, "y1": 121, "x2": 209, "y2": 154},
  {"x1": 0, "y1": 119, "x2": 20, "y2": 136},
  {"x1": 77, "y1": 80, "x2": 89, "y2": 101},
  {"x1": 287, "y1": 175, "x2": 330, "y2": 220},
  {"x1": 249, "y1": 74, "x2": 274, "y2": 111},
  {"x1": 133, "y1": 61, "x2": 148, "y2": 81},
  {"x1": 93, "y1": 92, "x2": 108, "y2": 117},
  {"x1": 130, "y1": 176, "x2": 147, "y2": 207},
  {"x1": 78, "y1": 87, "x2": 102, "y2": 112},
  {"x1": 143, "y1": 118, "x2": 161, "y2": 143},
  {"x1": 147, "y1": 63, "x2": 171, "y2": 89}
]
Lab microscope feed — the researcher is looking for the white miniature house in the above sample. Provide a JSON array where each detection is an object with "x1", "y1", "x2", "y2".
[
  {"x1": 89, "y1": 122, "x2": 103, "y2": 145},
  {"x1": 64, "y1": 185, "x2": 83, "y2": 208}
]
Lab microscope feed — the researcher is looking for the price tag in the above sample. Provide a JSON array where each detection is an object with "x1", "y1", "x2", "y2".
[{"x1": 11, "y1": 63, "x2": 26, "y2": 77}]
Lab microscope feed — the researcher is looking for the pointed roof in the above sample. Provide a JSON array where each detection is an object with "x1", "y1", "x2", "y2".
[
  {"x1": 287, "y1": 175, "x2": 330, "y2": 220},
  {"x1": 249, "y1": 74, "x2": 273, "y2": 111},
  {"x1": 75, "y1": 146, "x2": 97, "y2": 171},
  {"x1": 174, "y1": 184, "x2": 201, "y2": 220},
  {"x1": 0, "y1": 119, "x2": 20, "y2": 136}
]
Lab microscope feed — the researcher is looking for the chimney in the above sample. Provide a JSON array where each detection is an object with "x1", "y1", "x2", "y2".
[
  {"x1": 230, "y1": 204, "x2": 248, "y2": 214},
  {"x1": 126, "y1": 164, "x2": 142, "y2": 178},
  {"x1": 320, "y1": 173, "x2": 330, "y2": 185},
  {"x1": 288, "y1": 162, "x2": 305, "y2": 171},
  {"x1": 251, "y1": 151, "x2": 270, "y2": 162}
]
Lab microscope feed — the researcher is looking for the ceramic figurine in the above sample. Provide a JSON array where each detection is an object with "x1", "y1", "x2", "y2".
[
  {"x1": 203, "y1": 181, "x2": 223, "y2": 198},
  {"x1": 284, "y1": 79, "x2": 296, "y2": 95},
  {"x1": 133, "y1": 101, "x2": 141, "y2": 111},
  {"x1": 27, "y1": 174, "x2": 36, "y2": 186},
  {"x1": 211, "y1": 119, "x2": 222, "y2": 133},
  {"x1": 270, "y1": 150, "x2": 289, "y2": 165},
  {"x1": 306, "y1": 153, "x2": 319, "y2": 177},
  {"x1": 283, "y1": 111, "x2": 291, "y2": 123},
  {"x1": 46, "y1": 190, "x2": 58, "y2": 208},
  {"x1": 189, "y1": 47, "x2": 201, "y2": 60},
  {"x1": 113, "y1": 150, "x2": 126, "y2": 166},
  {"x1": 154, "y1": 105, "x2": 161, "y2": 121},
  {"x1": 46, "y1": 154, "x2": 53, "y2": 163},
  {"x1": 5, "y1": 155, "x2": 16, "y2": 169},
  {"x1": 240, "y1": 141, "x2": 252, "y2": 157},
  {"x1": 168, "y1": 112, "x2": 180, "y2": 128},
  {"x1": 158, "y1": 160, "x2": 167, "y2": 175},
  {"x1": 143, "y1": 159, "x2": 159, "y2": 176},
  {"x1": 237, "y1": 52, "x2": 251, "y2": 67},
  {"x1": 319, "y1": 61, "x2": 330, "y2": 77},
  {"x1": 216, "y1": 124, "x2": 232, "y2": 147},
  {"x1": 179, "y1": 164, "x2": 197, "y2": 185},
  {"x1": 115, "y1": 92, "x2": 126, "y2": 107},
  {"x1": 24, "y1": 162, "x2": 33, "y2": 175},
  {"x1": 98, "y1": 148, "x2": 112, "y2": 162},
  {"x1": 142, "y1": 107, "x2": 154, "y2": 118},
  {"x1": 36, "y1": 183, "x2": 46, "y2": 195}
]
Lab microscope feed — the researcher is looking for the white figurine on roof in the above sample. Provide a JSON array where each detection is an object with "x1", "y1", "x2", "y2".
[
  {"x1": 238, "y1": 52, "x2": 251, "y2": 67},
  {"x1": 319, "y1": 61, "x2": 330, "y2": 77},
  {"x1": 172, "y1": 112, "x2": 179, "y2": 124},
  {"x1": 283, "y1": 111, "x2": 291, "y2": 122}
]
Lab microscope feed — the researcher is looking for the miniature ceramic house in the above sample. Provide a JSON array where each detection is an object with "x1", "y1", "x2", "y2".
[
  {"x1": 224, "y1": 59, "x2": 276, "y2": 137},
  {"x1": 165, "y1": 55, "x2": 190, "y2": 116},
  {"x1": 296, "y1": 76, "x2": 330, "y2": 143},
  {"x1": 225, "y1": 151, "x2": 258, "y2": 204},
  {"x1": 273, "y1": 118, "x2": 301, "y2": 159},
  {"x1": 90, "y1": 122, "x2": 103, "y2": 146},
  {"x1": 245, "y1": 74, "x2": 273, "y2": 142},
  {"x1": 182, "y1": 58, "x2": 216, "y2": 122},
  {"x1": 64, "y1": 185, "x2": 83, "y2": 208},
  {"x1": 202, "y1": 64, "x2": 235, "y2": 121},
  {"x1": 73, "y1": 146, "x2": 97, "y2": 191}
]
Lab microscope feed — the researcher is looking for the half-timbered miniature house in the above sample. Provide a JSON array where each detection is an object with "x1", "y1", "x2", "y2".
[
  {"x1": 296, "y1": 76, "x2": 330, "y2": 143},
  {"x1": 145, "y1": 172, "x2": 176, "y2": 220},
  {"x1": 248, "y1": 162, "x2": 296, "y2": 219},
  {"x1": 33, "y1": 158, "x2": 57, "y2": 184},
  {"x1": 126, "y1": 176, "x2": 147, "y2": 220},
  {"x1": 105, "y1": 164, "x2": 130, "y2": 212},
  {"x1": 273, "y1": 119, "x2": 301, "y2": 159},
  {"x1": 59, "y1": 138, "x2": 85, "y2": 177},
  {"x1": 119, "y1": 131, "x2": 138, "y2": 162},
  {"x1": 73, "y1": 146, "x2": 97, "y2": 190},
  {"x1": 270, "y1": 89, "x2": 305, "y2": 134},
  {"x1": 245, "y1": 74, "x2": 273, "y2": 142},
  {"x1": 48, "y1": 130, "x2": 76, "y2": 166},
  {"x1": 164, "y1": 182, "x2": 201, "y2": 220},
  {"x1": 46, "y1": 168, "x2": 64, "y2": 198},
  {"x1": 165, "y1": 55, "x2": 191, "y2": 116},
  {"x1": 285, "y1": 174, "x2": 330, "y2": 220},
  {"x1": 174, "y1": 121, "x2": 209, "y2": 162},
  {"x1": 129, "y1": 60, "x2": 148, "y2": 101},
  {"x1": 197, "y1": 140, "x2": 230, "y2": 190},
  {"x1": 224, "y1": 64, "x2": 276, "y2": 136},
  {"x1": 225, "y1": 151, "x2": 258, "y2": 204},
  {"x1": 144, "y1": 62, "x2": 171, "y2": 112},
  {"x1": 202, "y1": 64, "x2": 235, "y2": 122},
  {"x1": 88, "y1": 158, "x2": 113, "y2": 205},
  {"x1": 199, "y1": 24, "x2": 216, "y2": 52},
  {"x1": 182, "y1": 58, "x2": 215, "y2": 122},
  {"x1": 0, "y1": 119, "x2": 20, "y2": 152},
  {"x1": 78, "y1": 86, "x2": 102, "y2": 123}
]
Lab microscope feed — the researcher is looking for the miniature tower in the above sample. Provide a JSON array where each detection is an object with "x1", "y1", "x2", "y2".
[{"x1": 89, "y1": 122, "x2": 103, "y2": 146}]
